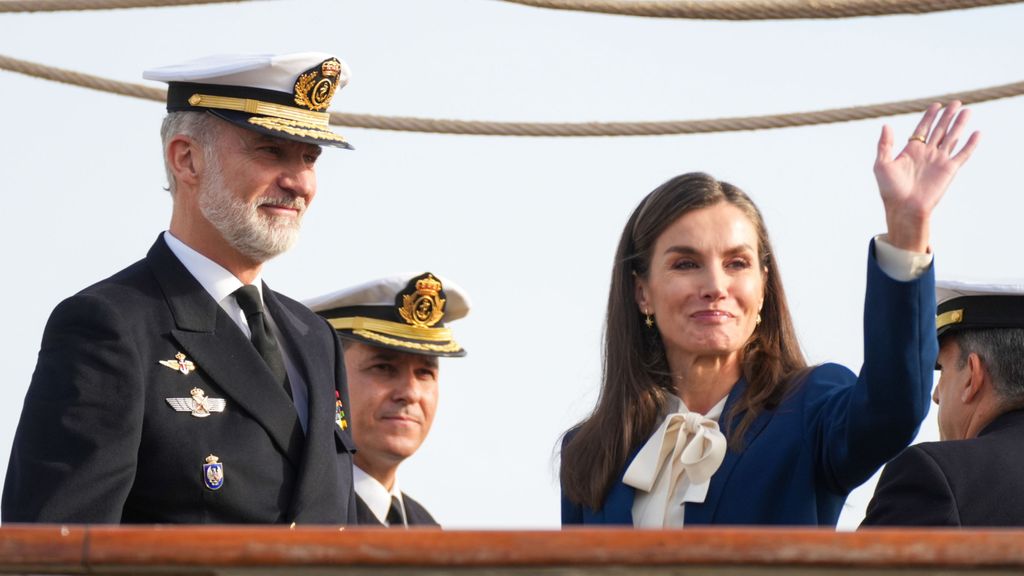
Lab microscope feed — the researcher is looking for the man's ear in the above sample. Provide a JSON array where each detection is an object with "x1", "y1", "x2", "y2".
[
  {"x1": 963, "y1": 352, "x2": 987, "y2": 403},
  {"x1": 167, "y1": 135, "x2": 202, "y2": 189}
]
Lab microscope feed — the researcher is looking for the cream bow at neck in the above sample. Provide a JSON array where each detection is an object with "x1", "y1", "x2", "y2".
[{"x1": 623, "y1": 395, "x2": 728, "y2": 512}]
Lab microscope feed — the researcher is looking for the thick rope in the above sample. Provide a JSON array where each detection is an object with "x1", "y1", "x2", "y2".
[
  {"x1": 2, "y1": 53, "x2": 1022, "y2": 137},
  {"x1": 498, "y1": 0, "x2": 1024, "y2": 19},
  {"x1": 0, "y1": 54, "x2": 166, "y2": 100},
  {"x1": 0, "y1": 0, "x2": 258, "y2": 12},
  {"x1": 1, "y1": 0, "x2": 1020, "y2": 16}
]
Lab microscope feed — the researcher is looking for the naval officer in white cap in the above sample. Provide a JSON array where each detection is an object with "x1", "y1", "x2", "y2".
[
  {"x1": 307, "y1": 272, "x2": 470, "y2": 527},
  {"x1": 3, "y1": 53, "x2": 358, "y2": 524},
  {"x1": 863, "y1": 280, "x2": 1024, "y2": 526}
]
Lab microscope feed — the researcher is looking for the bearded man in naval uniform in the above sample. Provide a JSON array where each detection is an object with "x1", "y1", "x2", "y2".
[{"x1": 3, "y1": 52, "x2": 358, "y2": 524}]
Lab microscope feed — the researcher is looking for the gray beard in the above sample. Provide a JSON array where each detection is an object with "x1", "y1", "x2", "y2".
[{"x1": 197, "y1": 161, "x2": 304, "y2": 263}]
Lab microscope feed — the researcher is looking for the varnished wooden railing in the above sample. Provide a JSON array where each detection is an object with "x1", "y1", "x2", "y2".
[{"x1": 0, "y1": 526, "x2": 1022, "y2": 574}]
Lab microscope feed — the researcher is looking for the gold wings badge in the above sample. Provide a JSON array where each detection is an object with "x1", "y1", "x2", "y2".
[
  {"x1": 166, "y1": 388, "x2": 226, "y2": 418},
  {"x1": 159, "y1": 352, "x2": 196, "y2": 376}
]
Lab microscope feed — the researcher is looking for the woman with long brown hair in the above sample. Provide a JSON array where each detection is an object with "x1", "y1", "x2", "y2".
[{"x1": 561, "y1": 102, "x2": 979, "y2": 526}]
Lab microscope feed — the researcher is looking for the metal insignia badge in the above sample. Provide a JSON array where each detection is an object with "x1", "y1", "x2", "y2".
[
  {"x1": 166, "y1": 388, "x2": 226, "y2": 418},
  {"x1": 293, "y1": 58, "x2": 342, "y2": 112},
  {"x1": 399, "y1": 274, "x2": 446, "y2": 328},
  {"x1": 159, "y1": 352, "x2": 196, "y2": 376},
  {"x1": 203, "y1": 454, "x2": 224, "y2": 490},
  {"x1": 335, "y1": 390, "x2": 348, "y2": 431}
]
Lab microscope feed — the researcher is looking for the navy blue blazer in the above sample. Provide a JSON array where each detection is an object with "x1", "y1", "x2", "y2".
[{"x1": 562, "y1": 242, "x2": 936, "y2": 526}]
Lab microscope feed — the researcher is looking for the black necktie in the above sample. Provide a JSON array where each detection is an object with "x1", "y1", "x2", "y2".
[
  {"x1": 386, "y1": 496, "x2": 406, "y2": 528},
  {"x1": 233, "y1": 285, "x2": 292, "y2": 399}
]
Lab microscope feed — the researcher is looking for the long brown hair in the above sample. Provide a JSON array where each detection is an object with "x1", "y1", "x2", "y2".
[{"x1": 560, "y1": 172, "x2": 807, "y2": 511}]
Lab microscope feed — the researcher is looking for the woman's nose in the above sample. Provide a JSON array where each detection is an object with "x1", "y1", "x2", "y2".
[{"x1": 700, "y1": 267, "x2": 728, "y2": 300}]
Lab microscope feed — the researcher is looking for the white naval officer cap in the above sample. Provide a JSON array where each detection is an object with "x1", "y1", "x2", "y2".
[
  {"x1": 144, "y1": 52, "x2": 353, "y2": 149},
  {"x1": 306, "y1": 273, "x2": 470, "y2": 357},
  {"x1": 937, "y1": 279, "x2": 1024, "y2": 338}
]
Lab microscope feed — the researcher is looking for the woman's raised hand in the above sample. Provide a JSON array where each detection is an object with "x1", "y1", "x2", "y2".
[{"x1": 874, "y1": 101, "x2": 980, "y2": 253}]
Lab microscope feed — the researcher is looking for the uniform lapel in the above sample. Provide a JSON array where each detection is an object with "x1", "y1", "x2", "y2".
[
  {"x1": 146, "y1": 237, "x2": 303, "y2": 467},
  {"x1": 264, "y1": 285, "x2": 341, "y2": 522},
  {"x1": 355, "y1": 495, "x2": 385, "y2": 526},
  {"x1": 402, "y1": 493, "x2": 439, "y2": 526},
  {"x1": 684, "y1": 377, "x2": 773, "y2": 525}
]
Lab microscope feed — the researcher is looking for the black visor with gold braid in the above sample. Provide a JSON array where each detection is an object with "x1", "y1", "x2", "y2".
[
  {"x1": 937, "y1": 295, "x2": 1024, "y2": 338},
  {"x1": 165, "y1": 57, "x2": 352, "y2": 149},
  {"x1": 319, "y1": 273, "x2": 466, "y2": 357}
]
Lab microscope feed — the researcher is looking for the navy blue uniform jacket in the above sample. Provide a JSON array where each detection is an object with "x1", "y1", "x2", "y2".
[
  {"x1": 862, "y1": 409, "x2": 1024, "y2": 527},
  {"x1": 562, "y1": 242, "x2": 936, "y2": 526},
  {"x1": 355, "y1": 493, "x2": 440, "y2": 527},
  {"x1": 3, "y1": 236, "x2": 358, "y2": 524}
]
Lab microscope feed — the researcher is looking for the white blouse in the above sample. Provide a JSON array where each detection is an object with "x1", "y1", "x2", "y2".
[{"x1": 625, "y1": 394, "x2": 728, "y2": 528}]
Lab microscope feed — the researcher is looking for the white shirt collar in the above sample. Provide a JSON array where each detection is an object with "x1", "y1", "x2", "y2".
[
  {"x1": 162, "y1": 231, "x2": 263, "y2": 305},
  {"x1": 353, "y1": 465, "x2": 404, "y2": 525}
]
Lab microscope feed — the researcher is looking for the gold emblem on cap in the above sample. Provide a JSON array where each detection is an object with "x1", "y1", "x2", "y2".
[
  {"x1": 399, "y1": 274, "x2": 446, "y2": 328},
  {"x1": 293, "y1": 58, "x2": 342, "y2": 112}
]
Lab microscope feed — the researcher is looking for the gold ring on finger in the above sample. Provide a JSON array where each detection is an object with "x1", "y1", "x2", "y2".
[{"x1": 908, "y1": 135, "x2": 927, "y2": 144}]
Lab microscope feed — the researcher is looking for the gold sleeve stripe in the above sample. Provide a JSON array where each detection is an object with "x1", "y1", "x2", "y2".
[
  {"x1": 937, "y1": 308, "x2": 964, "y2": 330},
  {"x1": 188, "y1": 93, "x2": 330, "y2": 126},
  {"x1": 329, "y1": 316, "x2": 453, "y2": 342}
]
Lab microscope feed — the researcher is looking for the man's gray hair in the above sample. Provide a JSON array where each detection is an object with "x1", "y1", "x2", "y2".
[
  {"x1": 954, "y1": 328, "x2": 1024, "y2": 407},
  {"x1": 160, "y1": 111, "x2": 219, "y2": 195}
]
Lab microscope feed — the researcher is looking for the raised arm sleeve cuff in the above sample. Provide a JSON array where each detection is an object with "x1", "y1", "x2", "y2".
[{"x1": 874, "y1": 234, "x2": 933, "y2": 282}]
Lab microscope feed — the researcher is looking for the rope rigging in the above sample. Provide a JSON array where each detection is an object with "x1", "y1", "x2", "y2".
[
  {"x1": 497, "y1": 0, "x2": 1024, "y2": 20},
  {"x1": 0, "y1": 0, "x2": 1020, "y2": 17},
  {"x1": 0, "y1": 0, "x2": 257, "y2": 12},
  {"x1": 2, "y1": 53, "x2": 1022, "y2": 137}
]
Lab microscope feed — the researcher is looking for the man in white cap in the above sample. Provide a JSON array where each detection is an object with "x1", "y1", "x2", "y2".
[
  {"x1": 307, "y1": 272, "x2": 470, "y2": 527},
  {"x1": 3, "y1": 53, "x2": 358, "y2": 524},
  {"x1": 862, "y1": 281, "x2": 1024, "y2": 526}
]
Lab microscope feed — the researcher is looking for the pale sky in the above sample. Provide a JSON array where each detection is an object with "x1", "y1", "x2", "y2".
[{"x1": 2, "y1": 0, "x2": 1022, "y2": 529}]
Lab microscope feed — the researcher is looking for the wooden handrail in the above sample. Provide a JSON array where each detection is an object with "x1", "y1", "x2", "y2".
[{"x1": 0, "y1": 525, "x2": 1022, "y2": 574}]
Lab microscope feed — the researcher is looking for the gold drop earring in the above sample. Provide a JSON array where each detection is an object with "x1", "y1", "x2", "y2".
[{"x1": 644, "y1": 308, "x2": 654, "y2": 328}]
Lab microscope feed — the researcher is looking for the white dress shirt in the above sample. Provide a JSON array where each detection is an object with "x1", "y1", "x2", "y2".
[
  {"x1": 162, "y1": 231, "x2": 310, "y2": 432},
  {"x1": 353, "y1": 465, "x2": 407, "y2": 527}
]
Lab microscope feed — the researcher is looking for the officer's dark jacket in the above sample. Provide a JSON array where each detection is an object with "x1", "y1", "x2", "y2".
[
  {"x1": 355, "y1": 493, "x2": 439, "y2": 527},
  {"x1": 863, "y1": 409, "x2": 1024, "y2": 527},
  {"x1": 3, "y1": 236, "x2": 357, "y2": 524}
]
